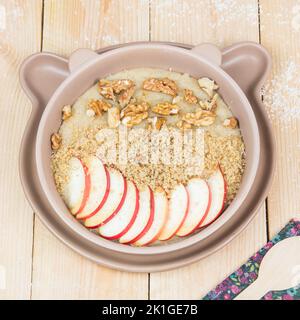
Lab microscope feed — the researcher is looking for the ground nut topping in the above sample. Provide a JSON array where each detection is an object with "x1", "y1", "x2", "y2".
[
  {"x1": 143, "y1": 78, "x2": 178, "y2": 96},
  {"x1": 152, "y1": 102, "x2": 179, "y2": 115},
  {"x1": 184, "y1": 89, "x2": 198, "y2": 104}
]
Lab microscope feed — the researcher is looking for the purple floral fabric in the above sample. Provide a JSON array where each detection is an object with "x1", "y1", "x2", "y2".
[{"x1": 203, "y1": 219, "x2": 300, "y2": 300}]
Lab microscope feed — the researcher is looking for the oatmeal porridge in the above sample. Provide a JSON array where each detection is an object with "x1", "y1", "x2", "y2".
[{"x1": 51, "y1": 68, "x2": 245, "y2": 245}]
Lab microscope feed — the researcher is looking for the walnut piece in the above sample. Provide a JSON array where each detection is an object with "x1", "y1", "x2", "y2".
[
  {"x1": 98, "y1": 80, "x2": 115, "y2": 100},
  {"x1": 121, "y1": 102, "x2": 149, "y2": 127},
  {"x1": 62, "y1": 105, "x2": 72, "y2": 120},
  {"x1": 223, "y1": 117, "x2": 238, "y2": 129},
  {"x1": 107, "y1": 107, "x2": 120, "y2": 128},
  {"x1": 88, "y1": 99, "x2": 111, "y2": 116},
  {"x1": 143, "y1": 78, "x2": 178, "y2": 96},
  {"x1": 51, "y1": 133, "x2": 62, "y2": 150},
  {"x1": 98, "y1": 79, "x2": 135, "y2": 107},
  {"x1": 182, "y1": 109, "x2": 216, "y2": 127},
  {"x1": 199, "y1": 93, "x2": 219, "y2": 111},
  {"x1": 111, "y1": 79, "x2": 134, "y2": 94},
  {"x1": 148, "y1": 117, "x2": 167, "y2": 130},
  {"x1": 198, "y1": 77, "x2": 219, "y2": 98},
  {"x1": 176, "y1": 120, "x2": 192, "y2": 130},
  {"x1": 118, "y1": 85, "x2": 135, "y2": 108},
  {"x1": 152, "y1": 102, "x2": 179, "y2": 115},
  {"x1": 184, "y1": 89, "x2": 198, "y2": 104}
]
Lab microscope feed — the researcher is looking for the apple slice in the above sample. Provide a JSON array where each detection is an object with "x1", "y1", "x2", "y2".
[
  {"x1": 98, "y1": 180, "x2": 139, "y2": 240},
  {"x1": 176, "y1": 178, "x2": 211, "y2": 237},
  {"x1": 84, "y1": 168, "x2": 127, "y2": 228},
  {"x1": 133, "y1": 189, "x2": 168, "y2": 246},
  {"x1": 63, "y1": 157, "x2": 90, "y2": 215},
  {"x1": 158, "y1": 184, "x2": 189, "y2": 241},
  {"x1": 76, "y1": 156, "x2": 109, "y2": 220},
  {"x1": 119, "y1": 186, "x2": 155, "y2": 244},
  {"x1": 199, "y1": 166, "x2": 227, "y2": 228}
]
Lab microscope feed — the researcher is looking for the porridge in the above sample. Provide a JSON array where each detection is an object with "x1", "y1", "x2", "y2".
[{"x1": 51, "y1": 68, "x2": 245, "y2": 246}]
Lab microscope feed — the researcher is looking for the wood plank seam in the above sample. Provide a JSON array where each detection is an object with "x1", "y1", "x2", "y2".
[{"x1": 30, "y1": 0, "x2": 45, "y2": 301}]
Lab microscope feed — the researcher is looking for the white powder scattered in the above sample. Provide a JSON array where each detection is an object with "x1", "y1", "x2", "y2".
[
  {"x1": 209, "y1": 0, "x2": 258, "y2": 27},
  {"x1": 292, "y1": 4, "x2": 300, "y2": 31},
  {"x1": 0, "y1": 5, "x2": 6, "y2": 31},
  {"x1": 262, "y1": 60, "x2": 300, "y2": 124}
]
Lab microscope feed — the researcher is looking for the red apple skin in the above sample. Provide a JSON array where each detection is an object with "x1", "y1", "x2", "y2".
[
  {"x1": 72, "y1": 159, "x2": 91, "y2": 216},
  {"x1": 143, "y1": 194, "x2": 168, "y2": 246},
  {"x1": 100, "y1": 182, "x2": 140, "y2": 240},
  {"x1": 125, "y1": 187, "x2": 155, "y2": 245},
  {"x1": 160, "y1": 186, "x2": 190, "y2": 241},
  {"x1": 76, "y1": 164, "x2": 110, "y2": 221},
  {"x1": 177, "y1": 180, "x2": 211, "y2": 237},
  {"x1": 85, "y1": 175, "x2": 127, "y2": 229},
  {"x1": 199, "y1": 165, "x2": 227, "y2": 228},
  {"x1": 196, "y1": 182, "x2": 212, "y2": 228}
]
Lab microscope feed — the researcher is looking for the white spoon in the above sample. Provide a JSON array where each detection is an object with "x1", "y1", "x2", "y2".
[{"x1": 235, "y1": 236, "x2": 300, "y2": 300}]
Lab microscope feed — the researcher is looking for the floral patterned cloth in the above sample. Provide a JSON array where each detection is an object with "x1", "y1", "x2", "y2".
[{"x1": 203, "y1": 219, "x2": 300, "y2": 300}]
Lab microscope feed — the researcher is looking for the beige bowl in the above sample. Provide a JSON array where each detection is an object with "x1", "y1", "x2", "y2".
[{"x1": 33, "y1": 43, "x2": 260, "y2": 256}]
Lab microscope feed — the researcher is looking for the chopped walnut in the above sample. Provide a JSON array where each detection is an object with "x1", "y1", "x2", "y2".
[
  {"x1": 107, "y1": 107, "x2": 120, "y2": 128},
  {"x1": 98, "y1": 80, "x2": 115, "y2": 100},
  {"x1": 88, "y1": 99, "x2": 111, "y2": 116},
  {"x1": 176, "y1": 120, "x2": 192, "y2": 130},
  {"x1": 118, "y1": 85, "x2": 135, "y2": 108},
  {"x1": 199, "y1": 93, "x2": 219, "y2": 111},
  {"x1": 99, "y1": 79, "x2": 135, "y2": 107},
  {"x1": 152, "y1": 102, "x2": 179, "y2": 116},
  {"x1": 223, "y1": 117, "x2": 238, "y2": 129},
  {"x1": 184, "y1": 89, "x2": 198, "y2": 104},
  {"x1": 143, "y1": 78, "x2": 178, "y2": 96},
  {"x1": 121, "y1": 102, "x2": 149, "y2": 127},
  {"x1": 62, "y1": 105, "x2": 72, "y2": 120},
  {"x1": 148, "y1": 117, "x2": 167, "y2": 130},
  {"x1": 198, "y1": 77, "x2": 218, "y2": 98},
  {"x1": 182, "y1": 109, "x2": 216, "y2": 127},
  {"x1": 51, "y1": 133, "x2": 62, "y2": 150},
  {"x1": 111, "y1": 79, "x2": 135, "y2": 94}
]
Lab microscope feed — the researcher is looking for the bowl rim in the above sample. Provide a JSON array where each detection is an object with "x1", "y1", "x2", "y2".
[{"x1": 35, "y1": 43, "x2": 260, "y2": 255}]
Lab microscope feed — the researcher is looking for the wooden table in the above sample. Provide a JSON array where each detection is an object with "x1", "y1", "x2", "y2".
[{"x1": 0, "y1": 0, "x2": 299, "y2": 299}]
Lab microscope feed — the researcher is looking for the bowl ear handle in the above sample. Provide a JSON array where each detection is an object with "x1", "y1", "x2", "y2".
[
  {"x1": 68, "y1": 48, "x2": 99, "y2": 73},
  {"x1": 19, "y1": 53, "x2": 69, "y2": 109},
  {"x1": 191, "y1": 43, "x2": 222, "y2": 66}
]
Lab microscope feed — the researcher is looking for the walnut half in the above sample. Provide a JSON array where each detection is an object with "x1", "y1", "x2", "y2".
[
  {"x1": 121, "y1": 102, "x2": 149, "y2": 127},
  {"x1": 143, "y1": 78, "x2": 178, "y2": 96},
  {"x1": 182, "y1": 109, "x2": 216, "y2": 127},
  {"x1": 152, "y1": 102, "x2": 179, "y2": 116}
]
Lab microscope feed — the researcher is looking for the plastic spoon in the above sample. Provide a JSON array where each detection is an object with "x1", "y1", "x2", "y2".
[{"x1": 235, "y1": 236, "x2": 300, "y2": 300}]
